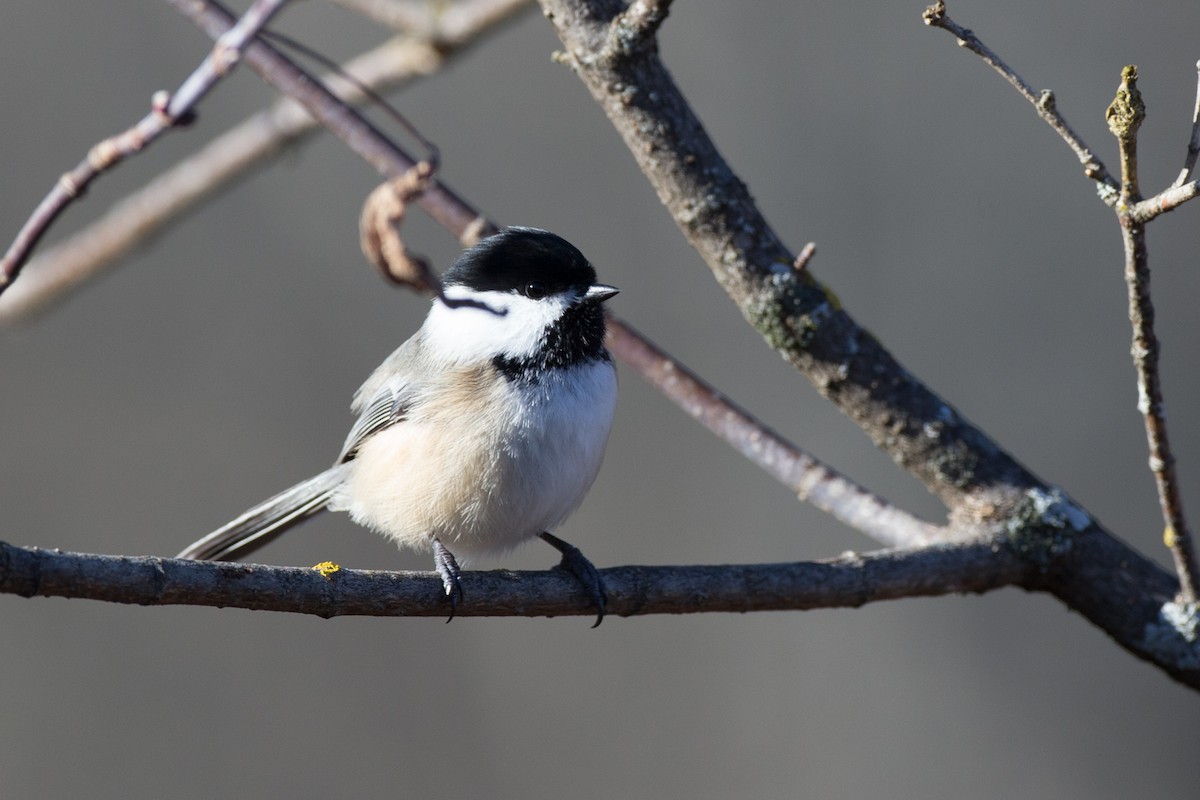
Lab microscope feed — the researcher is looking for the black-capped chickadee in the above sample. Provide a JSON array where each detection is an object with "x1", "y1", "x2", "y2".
[{"x1": 177, "y1": 227, "x2": 618, "y2": 623}]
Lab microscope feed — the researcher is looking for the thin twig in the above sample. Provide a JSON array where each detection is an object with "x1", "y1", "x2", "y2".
[
  {"x1": 1108, "y1": 66, "x2": 1200, "y2": 605},
  {"x1": 922, "y1": 0, "x2": 1119, "y2": 204},
  {"x1": 0, "y1": 0, "x2": 291, "y2": 297},
  {"x1": 607, "y1": 321, "x2": 942, "y2": 547},
  {"x1": 1171, "y1": 59, "x2": 1200, "y2": 189},
  {"x1": 1119, "y1": 220, "x2": 1198, "y2": 605},
  {"x1": 0, "y1": 2, "x2": 529, "y2": 324},
  {"x1": 792, "y1": 242, "x2": 816, "y2": 273},
  {"x1": 0, "y1": 539, "x2": 1027, "y2": 619}
]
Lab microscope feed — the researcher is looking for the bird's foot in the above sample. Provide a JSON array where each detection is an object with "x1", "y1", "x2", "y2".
[
  {"x1": 539, "y1": 531, "x2": 607, "y2": 628},
  {"x1": 431, "y1": 536, "x2": 464, "y2": 622}
]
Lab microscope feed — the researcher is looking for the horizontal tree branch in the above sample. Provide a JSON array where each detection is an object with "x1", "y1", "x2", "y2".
[{"x1": 0, "y1": 539, "x2": 1026, "y2": 618}]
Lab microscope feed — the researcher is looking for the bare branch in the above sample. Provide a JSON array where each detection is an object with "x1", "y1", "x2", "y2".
[
  {"x1": 0, "y1": 0, "x2": 292, "y2": 298},
  {"x1": 0, "y1": 8, "x2": 526, "y2": 325},
  {"x1": 540, "y1": 0, "x2": 1042, "y2": 514},
  {"x1": 606, "y1": 320, "x2": 943, "y2": 548},
  {"x1": 1127, "y1": 179, "x2": 1200, "y2": 223},
  {"x1": 792, "y1": 242, "x2": 816, "y2": 273},
  {"x1": 0, "y1": 539, "x2": 1027, "y2": 618},
  {"x1": 330, "y1": 0, "x2": 532, "y2": 40},
  {"x1": 1171, "y1": 59, "x2": 1200, "y2": 189},
  {"x1": 327, "y1": 0, "x2": 429, "y2": 31},
  {"x1": 922, "y1": 0, "x2": 1119, "y2": 204},
  {"x1": 1108, "y1": 68, "x2": 1200, "y2": 605}
]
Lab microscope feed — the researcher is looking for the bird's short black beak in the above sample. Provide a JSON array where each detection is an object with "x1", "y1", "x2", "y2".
[{"x1": 584, "y1": 284, "x2": 619, "y2": 304}]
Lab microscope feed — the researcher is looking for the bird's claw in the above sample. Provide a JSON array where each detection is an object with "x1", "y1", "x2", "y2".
[
  {"x1": 539, "y1": 531, "x2": 607, "y2": 627},
  {"x1": 431, "y1": 536, "x2": 464, "y2": 622}
]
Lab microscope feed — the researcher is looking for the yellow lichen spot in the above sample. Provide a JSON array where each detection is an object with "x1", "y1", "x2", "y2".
[
  {"x1": 312, "y1": 561, "x2": 342, "y2": 580},
  {"x1": 1164, "y1": 527, "x2": 1179, "y2": 549}
]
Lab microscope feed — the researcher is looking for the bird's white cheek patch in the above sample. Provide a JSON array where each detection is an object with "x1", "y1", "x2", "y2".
[{"x1": 425, "y1": 290, "x2": 572, "y2": 364}]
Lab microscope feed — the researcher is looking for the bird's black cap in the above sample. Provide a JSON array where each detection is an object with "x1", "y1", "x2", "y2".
[{"x1": 442, "y1": 227, "x2": 598, "y2": 294}]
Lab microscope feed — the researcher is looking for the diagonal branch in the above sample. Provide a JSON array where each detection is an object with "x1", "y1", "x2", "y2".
[
  {"x1": 0, "y1": 0, "x2": 292, "y2": 297},
  {"x1": 607, "y1": 320, "x2": 943, "y2": 547},
  {"x1": 0, "y1": 35, "x2": 488, "y2": 323},
  {"x1": 922, "y1": 1, "x2": 1200, "y2": 224},
  {"x1": 540, "y1": 0, "x2": 1039, "y2": 516},
  {"x1": 534, "y1": 0, "x2": 1200, "y2": 685},
  {"x1": 922, "y1": 0, "x2": 1118, "y2": 203}
]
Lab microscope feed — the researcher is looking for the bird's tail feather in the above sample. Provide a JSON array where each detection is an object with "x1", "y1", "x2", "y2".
[{"x1": 176, "y1": 465, "x2": 350, "y2": 561}]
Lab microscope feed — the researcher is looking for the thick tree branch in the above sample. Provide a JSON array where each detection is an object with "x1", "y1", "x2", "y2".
[
  {"x1": 534, "y1": 0, "x2": 1200, "y2": 686},
  {"x1": 540, "y1": 0, "x2": 1038, "y2": 519},
  {"x1": 0, "y1": 539, "x2": 1026, "y2": 618}
]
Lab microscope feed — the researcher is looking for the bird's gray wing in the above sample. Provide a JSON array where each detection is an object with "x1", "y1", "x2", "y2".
[
  {"x1": 178, "y1": 338, "x2": 422, "y2": 562},
  {"x1": 176, "y1": 464, "x2": 350, "y2": 561},
  {"x1": 335, "y1": 381, "x2": 413, "y2": 464}
]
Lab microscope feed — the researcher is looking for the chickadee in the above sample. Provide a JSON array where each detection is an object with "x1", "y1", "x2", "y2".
[{"x1": 177, "y1": 227, "x2": 618, "y2": 624}]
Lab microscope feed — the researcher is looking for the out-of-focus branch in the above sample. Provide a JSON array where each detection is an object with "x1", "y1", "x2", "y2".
[
  {"x1": 329, "y1": 0, "x2": 532, "y2": 41},
  {"x1": 0, "y1": 1, "x2": 531, "y2": 324},
  {"x1": 607, "y1": 320, "x2": 943, "y2": 548},
  {"x1": 0, "y1": 539, "x2": 1029, "y2": 619},
  {"x1": 0, "y1": 0, "x2": 291, "y2": 298}
]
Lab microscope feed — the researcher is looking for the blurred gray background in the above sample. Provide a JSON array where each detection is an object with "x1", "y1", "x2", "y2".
[{"x1": 2, "y1": 1, "x2": 1198, "y2": 796}]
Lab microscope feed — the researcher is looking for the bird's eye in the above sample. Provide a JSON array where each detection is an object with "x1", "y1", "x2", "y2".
[{"x1": 523, "y1": 281, "x2": 548, "y2": 299}]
